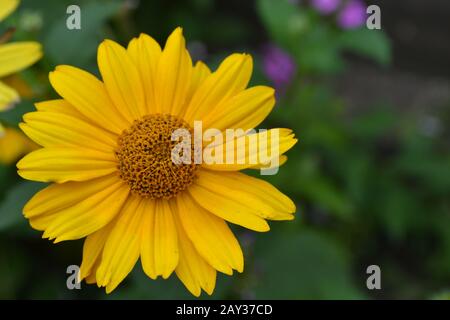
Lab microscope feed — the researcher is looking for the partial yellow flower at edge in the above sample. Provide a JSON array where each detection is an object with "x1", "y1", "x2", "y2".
[
  {"x1": 0, "y1": 0, "x2": 19, "y2": 22},
  {"x1": 0, "y1": 42, "x2": 42, "y2": 110},
  {"x1": 0, "y1": 42, "x2": 43, "y2": 78},
  {"x1": 2, "y1": 74, "x2": 34, "y2": 99},
  {"x1": 0, "y1": 125, "x2": 37, "y2": 165},
  {"x1": 0, "y1": 80, "x2": 19, "y2": 110},
  {"x1": 0, "y1": 0, "x2": 43, "y2": 110}
]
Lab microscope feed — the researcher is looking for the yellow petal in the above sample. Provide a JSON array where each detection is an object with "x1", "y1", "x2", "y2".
[
  {"x1": 184, "y1": 61, "x2": 211, "y2": 106},
  {"x1": 0, "y1": 0, "x2": 19, "y2": 22},
  {"x1": 29, "y1": 212, "x2": 57, "y2": 232},
  {"x1": 251, "y1": 154, "x2": 288, "y2": 169},
  {"x1": 127, "y1": 33, "x2": 161, "y2": 114},
  {"x1": 177, "y1": 192, "x2": 243, "y2": 275},
  {"x1": 96, "y1": 195, "x2": 143, "y2": 293},
  {"x1": 17, "y1": 146, "x2": 118, "y2": 183},
  {"x1": 28, "y1": 177, "x2": 129, "y2": 242},
  {"x1": 49, "y1": 65, "x2": 129, "y2": 134},
  {"x1": 0, "y1": 80, "x2": 19, "y2": 111},
  {"x1": 85, "y1": 259, "x2": 102, "y2": 284},
  {"x1": 174, "y1": 213, "x2": 216, "y2": 297},
  {"x1": 20, "y1": 111, "x2": 118, "y2": 152},
  {"x1": 141, "y1": 199, "x2": 179, "y2": 279},
  {"x1": 202, "y1": 128, "x2": 297, "y2": 171},
  {"x1": 188, "y1": 177, "x2": 270, "y2": 232},
  {"x1": 0, "y1": 42, "x2": 42, "y2": 77},
  {"x1": 0, "y1": 126, "x2": 35, "y2": 164},
  {"x1": 24, "y1": 174, "x2": 122, "y2": 218},
  {"x1": 79, "y1": 222, "x2": 114, "y2": 280},
  {"x1": 34, "y1": 99, "x2": 88, "y2": 120},
  {"x1": 202, "y1": 86, "x2": 275, "y2": 131},
  {"x1": 184, "y1": 53, "x2": 252, "y2": 123},
  {"x1": 98, "y1": 40, "x2": 146, "y2": 119},
  {"x1": 197, "y1": 170, "x2": 295, "y2": 220},
  {"x1": 154, "y1": 27, "x2": 192, "y2": 115}
]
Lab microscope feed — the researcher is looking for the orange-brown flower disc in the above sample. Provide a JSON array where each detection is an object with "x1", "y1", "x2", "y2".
[{"x1": 115, "y1": 114, "x2": 198, "y2": 199}]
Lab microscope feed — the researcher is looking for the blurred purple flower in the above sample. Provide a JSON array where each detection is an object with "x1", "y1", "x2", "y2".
[
  {"x1": 311, "y1": 0, "x2": 341, "y2": 15},
  {"x1": 262, "y1": 44, "x2": 296, "y2": 92},
  {"x1": 337, "y1": 0, "x2": 367, "y2": 29}
]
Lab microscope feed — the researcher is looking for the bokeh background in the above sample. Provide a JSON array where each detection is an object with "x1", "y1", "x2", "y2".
[{"x1": 0, "y1": 0, "x2": 449, "y2": 299}]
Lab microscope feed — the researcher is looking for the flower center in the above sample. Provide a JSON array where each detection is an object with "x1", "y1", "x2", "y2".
[{"x1": 115, "y1": 114, "x2": 198, "y2": 199}]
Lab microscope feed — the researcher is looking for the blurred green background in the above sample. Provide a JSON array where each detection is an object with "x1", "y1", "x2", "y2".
[{"x1": 0, "y1": 0, "x2": 449, "y2": 299}]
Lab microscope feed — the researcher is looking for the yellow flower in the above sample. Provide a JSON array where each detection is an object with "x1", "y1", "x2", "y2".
[
  {"x1": 0, "y1": 0, "x2": 42, "y2": 111},
  {"x1": 0, "y1": 0, "x2": 41, "y2": 163},
  {"x1": 0, "y1": 125, "x2": 36, "y2": 164},
  {"x1": 17, "y1": 28, "x2": 297, "y2": 296}
]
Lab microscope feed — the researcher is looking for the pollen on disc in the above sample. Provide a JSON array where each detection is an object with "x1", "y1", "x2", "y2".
[{"x1": 115, "y1": 114, "x2": 198, "y2": 199}]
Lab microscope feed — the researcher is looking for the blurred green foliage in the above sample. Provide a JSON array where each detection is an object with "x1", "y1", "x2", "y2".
[
  {"x1": 0, "y1": 0, "x2": 448, "y2": 299},
  {"x1": 257, "y1": 0, "x2": 390, "y2": 73}
]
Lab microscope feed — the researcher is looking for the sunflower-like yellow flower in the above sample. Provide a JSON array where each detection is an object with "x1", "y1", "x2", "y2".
[
  {"x1": 17, "y1": 28, "x2": 297, "y2": 296},
  {"x1": 0, "y1": 0, "x2": 41, "y2": 161},
  {"x1": 0, "y1": 0, "x2": 42, "y2": 111}
]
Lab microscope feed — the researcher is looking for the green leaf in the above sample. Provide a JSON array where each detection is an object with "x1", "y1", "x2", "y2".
[
  {"x1": 297, "y1": 24, "x2": 344, "y2": 74},
  {"x1": 44, "y1": 0, "x2": 121, "y2": 69},
  {"x1": 253, "y1": 230, "x2": 364, "y2": 299},
  {"x1": 257, "y1": 0, "x2": 346, "y2": 73},
  {"x1": 257, "y1": 0, "x2": 309, "y2": 47},
  {"x1": 301, "y1": 176, "x2": 353, "y2": 220},
  {"x1": 378, "y1": 184, "x2": 421, "y2": 239},
  {"x1": 338, "y1": 28, "x2": 391, "y2": 66},
  {"x1": 0, "y1": 181, "x2": 45, "y2": 230},
  {"x1": 350, "y1": 108, "x2": 397, "y2": 140}
]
